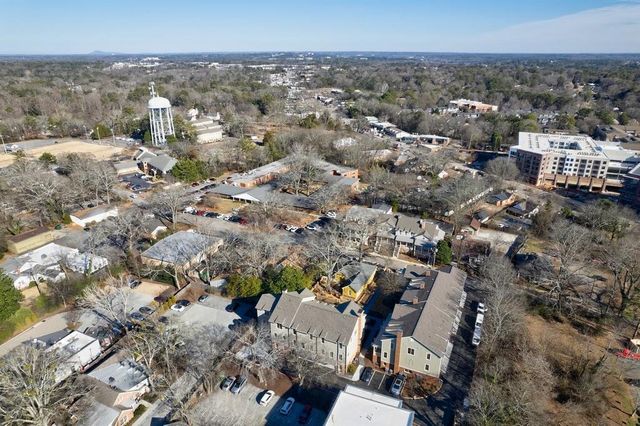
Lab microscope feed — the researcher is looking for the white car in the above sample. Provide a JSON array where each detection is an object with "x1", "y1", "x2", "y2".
[
  {"x1": 170, "y1": 303, "x2": 186, "y2": 312},
  {"x1": 279, "y1": 397, "x2": 295, "y2": 415},
  {"x1": 477, "y1": 302, "x2": 487, "y2": 314},
  {"x1": 259, "y1": 390, "x2": 275, "y2": 406},
  {"x1": 288, "y1": 226, "x2": 299, "y2": 233},
  {"x1": 306, "y1": 224, "x2": 320, "y2": 231},
  {"x1": 325, "y1": 211, "x2": 337, "y2": 219}
]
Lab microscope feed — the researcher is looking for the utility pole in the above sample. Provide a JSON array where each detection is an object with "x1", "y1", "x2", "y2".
[{"x1": 0, "y1": 134, "x2": 6, "y2": 154}]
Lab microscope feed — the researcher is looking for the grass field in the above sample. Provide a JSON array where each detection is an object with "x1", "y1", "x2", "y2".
[{"x1": 0, "y1": 140, "x2": 125, "y2": 167}]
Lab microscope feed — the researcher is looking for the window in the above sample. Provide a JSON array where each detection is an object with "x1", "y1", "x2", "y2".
[
  {"x1": 293, "y1": 330, "x2": 297, "y2": 335},
  {"x1": 277, "y1": 324, "x2": 282, "y2": 329},
  {"x1": 426, "y1": 353, "x2": 431, "y2": 360},
  {"x1": 330, "y1": 352, "x2": 334, "y2": 358},
  {"x1": 339, "y1": 354, "x2": 343, "y2": 360},
  {"x1": 310, "y1": 334, "x2": 313, "y2": 340},
  {"x1": 383, "y1": 352, "x2": 388, "y2": 358},
  {"x1": 425, "y1": 364, "x2": 430, "y2": 371},
  {"x1": 407, "y1": 348, "x2": 415, "y2": 355},
  {"x1": 339, "y1": 343, "x2": 343, "y2": 349},
  {"x1": 321, "y1": 338, "x2": 325, "y2": 344}
]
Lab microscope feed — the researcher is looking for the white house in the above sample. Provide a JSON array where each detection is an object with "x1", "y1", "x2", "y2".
[
  {"x1": 31, "y1": 329, "x2": 102, "y2": 382},
  {"x1": 70, "y1": 206, "x2": 118, "y2": 228},
  {"x1": 1, "y1": 242, "x2": 109, "y2": 289}
]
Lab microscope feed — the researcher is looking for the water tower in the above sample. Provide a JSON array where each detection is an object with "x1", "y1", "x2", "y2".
[{"x1": 147, "y1": 82, "x2": 175, "y2": 146}]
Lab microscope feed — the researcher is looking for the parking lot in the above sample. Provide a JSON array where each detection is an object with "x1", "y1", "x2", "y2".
[
  {"x1": 164, "y1": 293, "x2": 253, "y2": 329},
  {"x1": 190, "y1": 382, "x2": 326, "y2": 426}
]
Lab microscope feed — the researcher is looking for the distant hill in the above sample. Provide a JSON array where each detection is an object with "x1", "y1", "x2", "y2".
[{"x1": 88, "y1": 50, "x2": 123, "y2": 56}]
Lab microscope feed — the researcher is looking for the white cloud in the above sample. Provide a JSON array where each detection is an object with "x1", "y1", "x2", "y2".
[{"x1": 453, "y1": 4, "x2": 640, "y2": 53}]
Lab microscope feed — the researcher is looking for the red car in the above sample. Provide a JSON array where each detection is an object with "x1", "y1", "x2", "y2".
[
  {"x1": 298, "y1": 404, "x2": 312, "y2": 424},
  {"x1": 196, "y1": 210, "x2": 206, "y2": 216}
]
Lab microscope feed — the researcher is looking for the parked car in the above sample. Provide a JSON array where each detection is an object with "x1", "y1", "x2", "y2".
[
  {"x1": 220, "y1": 376, "x2": 236, "y2": 391},
  {"x1": 280, "y1": 397, "x2": 295, "y2": 415},
  {"x1": 294, "y1": 228, "x2": 304, "y2": 234},
  {"x1": 139, "y1": 306, "x2": 154, "y2": 316},
  {"x1": 325, "y1": 211, "x2": 337, "y2": 219},
  {"x1": 205, "y1": 212, "x2": 218, "y2": 218},
  {"x1": 127, "y1": 277, "x2": 141, "y2": 289},
  {"x1": 288, "y1": 226, "x2": 299, "y2": 233},
  {"x1": 230, "y1": 375, "x2": 247, "y2": 394},
  {"x1": 390, "y1": 374, "x2": 406, "y2": 397},
  {"x1": 477, "y1": 302, "x2": 487, "y2": 314},
  {"x1": 259, "y1": 390, "x2": 275, "y2": 406},
  {"x1": 298, "y1": 404, "x2": 312, "y2": 424},
  {"x1": 176, "y1": 299, "x2": 191, "y2": 307},
  {"x1": 305, "y1": 223, "x2": 320, "y2": 231},
  {"x1": 170, "y1": 304, "x2": 186, "y2": 312},
  {"x1": 198, "y1": 294, "x2": 209, "y2": 303},
  {"x1": 158, "y1": 316, "x2": 169, "y2": 324},
  {"x1": 128, "y1": 312, "x2": 145, "y2": 322},
  {"x1": 360, "y1": 367, "x2": 374, "y2": 385}
]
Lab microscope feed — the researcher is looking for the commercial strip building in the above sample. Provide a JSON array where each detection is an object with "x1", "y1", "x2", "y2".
[
  {"x1": 372, "y1": 266, "x2": 467, "y2": 378},
  {"x1": 509, "y1": 132, "x2": 640, "y2": 192},
  {"x1": 256, "y1": 289, "x2": 365, "y2": 372},
  {"x1": 324, "y1": 385, "x2": 415, "y2": 426},
  {"x1": 70, "y1": 205, "x2": 118, "y2": 228}
]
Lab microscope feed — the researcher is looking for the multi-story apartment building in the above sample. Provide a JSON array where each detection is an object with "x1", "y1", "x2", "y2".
[
  {"x1": 256, "y1": 289, "x2": 365, "y2": 372},
  {"x1": 510, "y1": 132, "x2": 640, "y2": 192},
  {"x1": 372, "y1": 266, "x2": 467, "y2": 378}
]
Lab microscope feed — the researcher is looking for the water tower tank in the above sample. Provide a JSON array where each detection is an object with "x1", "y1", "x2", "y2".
[{"x1": 147, "y1": 82, "x2": 174, "y2": 146}]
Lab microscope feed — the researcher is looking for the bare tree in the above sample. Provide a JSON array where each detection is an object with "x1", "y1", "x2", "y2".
[
  {"x1": 0, "y1": 346, "x2": 90, "y2": 426},
  {"x1": 76, "y1": 276, "x2": 132, "y2": 327},
  {"x1": 227, "y1": 322, "x2": 286, "y2": 385},
  {"x1": 600, "y1": 236, "x2": 640, "y2": 316},
  {"x1": 478, "y1": 255, "x2": 524, "y2": 358},
  {"x1": 148, "y1": 186, "x2": 194, "y2": 227},
  {"x1": 485, "y1": 157, "x2": 520, "y2": 184},
  {"x1": 306, "y1": 222, "x2": 354, "y2": 281}
]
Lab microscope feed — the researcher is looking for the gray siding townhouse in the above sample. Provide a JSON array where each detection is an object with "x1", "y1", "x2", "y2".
[
  {"x1": 372, "y1": 265, "x2": 467, "y2": 377},
  {"x1": 256, "y1": 289, "x2": 365, "y2": 372}
]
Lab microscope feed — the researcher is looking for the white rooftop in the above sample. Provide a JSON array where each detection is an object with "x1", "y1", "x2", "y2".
[
  {"x1": 324, "y1": 385, "x2": 415, "y2": 426},
  {"x1": 516, "y1": 132, "x2": 606, "y2": 157}
]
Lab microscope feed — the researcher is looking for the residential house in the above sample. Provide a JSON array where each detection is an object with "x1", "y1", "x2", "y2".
[
  {"x1": 135, "y1": 148, "x2": 177, "y2": 177},
  {"x1": 507, "y1": 200, "x2": 540, "y2": 218},
  {"x1": 486, "y1": 191, "x2": 516, "y2": 207},
  {"x1": 324, "y1": 385, "x2": 415, "y2": 426},
  {"x1": 112, "y1": 160, "x2": 140, "y2": 176},
  {"x1": 191, "y1": 117, "x2": 224, "y2": 144},
  {"x1": 70, "y1": 205, "x2": 118, "y2": 228},
  {"x1": 1, "y1": 242, "x2": 109, "y2": 289},
  {"x1": 6, "y1": 227, "x2": 55, "y2": 254},
  {"x1": 374, "y1": 214, "x2": 446, "y2": 260},
  {"x1": 256, "y1": 289, "x2": 365, "y2": 372},
  {"x1": 335, "y1": 262, "x2": 377, "y2": 300},
  {"x1": 140, "y1": 230, "x2": 223, "y2": 275},
  {"x1": 447, "y1": 99, "x2": 498, "y2": 114},
  {"x1": 30, "y1": 329, "x2": 102, "y2": 382},
  {"x1": 595, "y1": 124, "x2": 640, "y2": 144},
  {"x1": 371, "y1": 203, "x2": 393, "y2": 214},
  {"x1": 372, "y1": 266, "x2": 467, "y2": 378},
  {"x1": 81, "y1": 355, "x2": 150, "y2": 426}
]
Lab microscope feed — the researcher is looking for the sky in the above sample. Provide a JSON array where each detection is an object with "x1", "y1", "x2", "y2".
[{"x1": 1, "y1": 0, "x2": 639, "y2": 54}]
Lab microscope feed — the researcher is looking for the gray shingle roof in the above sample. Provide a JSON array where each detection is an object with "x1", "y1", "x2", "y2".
[
  {"x1": 385, "y1": 267, "x2": 466, "y2": 357},
  {"x1": 267, "y1": 289, "x2": 361, "y2": 345},
  {"x1": 338, "y1": 262, "x2": 377, "y2": 293},
  {"x1": 141, "y1": 231, "x2": 222, "y2": 266}
]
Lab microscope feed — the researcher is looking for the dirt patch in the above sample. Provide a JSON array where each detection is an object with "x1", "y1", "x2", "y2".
[
  {"x1": 0, "y1": 140, "x2": 125, "y2": 167},
  {"x1": 525, "y1": 314, "x2": 635, "y2": 425}
]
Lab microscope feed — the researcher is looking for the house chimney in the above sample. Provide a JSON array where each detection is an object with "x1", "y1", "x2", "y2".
[{"x1": 393, "y1": 330, "x2": 403, "y2": 373}]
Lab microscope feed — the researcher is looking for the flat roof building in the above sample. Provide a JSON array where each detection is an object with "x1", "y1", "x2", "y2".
[
  {"x1": 509, "y1": 132, "x2": 640, "y2": 192},
  {"x1": 324, "y1": 385, "x2": 415, "y2": 426}
]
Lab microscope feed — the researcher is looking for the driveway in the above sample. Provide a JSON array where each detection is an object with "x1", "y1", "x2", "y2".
[{"x1": 190, "y1": 382, "x2": 326, "y2": 426}]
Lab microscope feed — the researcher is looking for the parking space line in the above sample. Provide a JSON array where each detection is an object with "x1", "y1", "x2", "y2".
[{"x1": 377, "y1": 372, "x2": 386, "y2": 390}]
